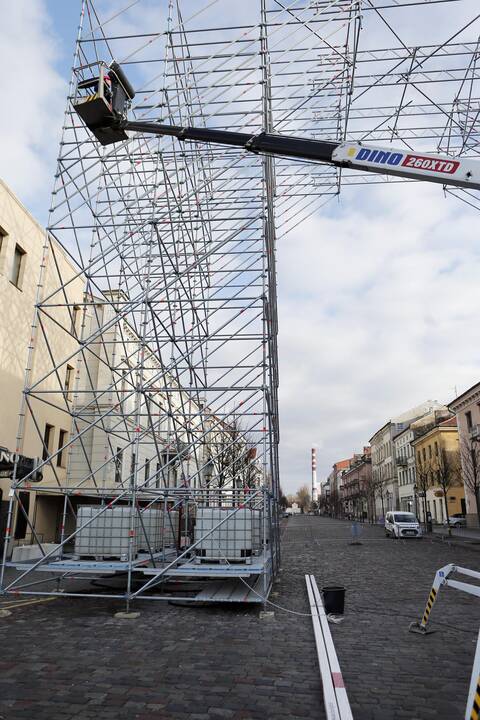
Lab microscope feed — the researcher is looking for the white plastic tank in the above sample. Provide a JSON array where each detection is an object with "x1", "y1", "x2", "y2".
[
  {"x1": 74, "y1": 505, "x2": 138, "y2": 560},
  {"x1": 137, "y1": 508, "x2": 162, "y2": 553},
  {"x1": 194, "y1": 507, "x2": 253, "y2": 562}
]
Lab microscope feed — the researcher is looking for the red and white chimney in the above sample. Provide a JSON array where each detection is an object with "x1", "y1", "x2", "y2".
[{"x1": 311, "y1": 447, "x2": 318, "y2": 503}]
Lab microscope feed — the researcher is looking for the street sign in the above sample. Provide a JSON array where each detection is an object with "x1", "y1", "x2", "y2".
[{"x1": 0, "y1": 447, "x2": 42, "y2": 482}]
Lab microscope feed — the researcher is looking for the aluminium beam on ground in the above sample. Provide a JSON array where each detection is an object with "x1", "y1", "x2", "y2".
[{"x1": 306, "y1": 574, "x2": 353, "y2": 720}]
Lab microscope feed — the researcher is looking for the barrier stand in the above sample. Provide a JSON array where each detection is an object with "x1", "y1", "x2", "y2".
[
  {"x1": 409, "y1": 564, "x2": 480, "y2": 720},
  {"x1": 305, "y1": 574, "x2": 353, "y2": 720}
]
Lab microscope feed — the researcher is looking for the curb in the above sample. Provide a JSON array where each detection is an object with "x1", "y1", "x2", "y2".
[{"x1": 430, "y1": 533, "x2": 480, "y2": 551}]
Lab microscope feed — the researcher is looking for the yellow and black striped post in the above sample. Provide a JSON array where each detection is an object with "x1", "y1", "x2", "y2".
[
  {"x1": 466, "y1": 631, "x2": 480, "y2": 720},
  {"x1": 409, "y1": 565, "x2": 454, "y2": 635},
  {"x1": 420, "y1": 586, "x2": 437, "y2": 628},
  {"x1": 469, "y1": 675, "x2": 480, "y2": 720}
]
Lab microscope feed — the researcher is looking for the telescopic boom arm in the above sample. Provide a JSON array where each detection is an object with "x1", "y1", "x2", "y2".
[{"x1": 73, "y1": 61, "x2": 480, "y2": 191}]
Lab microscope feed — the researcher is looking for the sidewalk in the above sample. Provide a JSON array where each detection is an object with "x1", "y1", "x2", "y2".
[{"x1": 432, "y1": 524, "x2": 480, "y2": 547}]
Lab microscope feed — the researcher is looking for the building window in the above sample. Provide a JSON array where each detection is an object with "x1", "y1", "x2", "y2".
[
  {"x1": 156, "y1": 462, "x2": 161, "y2": 488},
  {"x1": 71, "y1": 305, "x2": 80, "y2": 336},
  {"x1": 466, "y1": 411, "x2": 473, "y2": 430},
  {"x1": 428, "y1": 445, "x2": 432, "y2": 459},
  {"x1": 130, "y1": 452, "x2": 136, "y2": 480},
  {"x1": 144, "y1": 458, "x2": 150, "y2": 485},
  {"x1": 121, "y1": 372, "x2": 128, "y2": 412},
  {"x1": 0, "y1": 225, "x2": 7, "y2": 270},
  {"x1": 42, "y1": 424, "x2": 54, "y2": 461},
  {"x1": 11, "y1": 244, "x2": 26, "y2": 289},
  {"x1": 56, "y1": 429, "x2": 68, "y2": 467},
  {"x1": 14, "y1": 491, "x2": 30, "y2": 540},
  {"x1": 114, "y1": 447, "x2": 123, "y2": 483},
  {"x1": 64, "y1": 364, "x2": 74, "y2": 401}
]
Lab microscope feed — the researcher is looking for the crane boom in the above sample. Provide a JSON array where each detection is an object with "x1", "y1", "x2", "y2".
[
  {"x1": 73, "y1": 61, "x2": 480, "y2": 191},
  {"x1": 125, "y1": 121, "x2": 480, "y2": 190}
]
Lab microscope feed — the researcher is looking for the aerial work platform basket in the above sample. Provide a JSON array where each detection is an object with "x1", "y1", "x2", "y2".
[{"x1": 73, "y1": 61, "x2": 134, "y2": 145}]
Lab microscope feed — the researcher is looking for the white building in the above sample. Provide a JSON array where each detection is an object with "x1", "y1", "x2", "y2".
[
  {"x1": 68, "y1": 289, "x2": 210, "y2": 495},
  {"x1": 394, "y1": 426, "x2": 417, "y2": 514},
  {"x1": 370, "y1": 401, "x2": 447, "y2": 519}
]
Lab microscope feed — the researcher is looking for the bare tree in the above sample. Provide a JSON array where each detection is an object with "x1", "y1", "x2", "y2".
[
  {"x1": 296, "y1": 485, "x2": 311, "y2": 513},
  {"x1": 374, "y1": 470, "x2": 387, "y2": 521},
  {"x1": 460, "y1": 439, "x2": 480, "y2": 527},
  {"x1": 432, "y1": 446, "x2": 462, "y2": 536},
  {"x1": 328, "y1": 485, "x2": 339, "y2": 517},
  {"x1": 415, "y1": 453, "x2": 432, "y2": 533},
  {"x1": 364, "y1": 473, "x2": 377, "y2": 524},
  {"x1": 318, "y1": 495, "x2": 327, "y2": 514},
  {"x1": 210, "y1": 418, "x2": 258, "y2": 492}
]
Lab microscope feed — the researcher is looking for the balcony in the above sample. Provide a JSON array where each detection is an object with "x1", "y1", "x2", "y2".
[{"x1": 396, "y1": 455, "x2": 408, "y2": 466}]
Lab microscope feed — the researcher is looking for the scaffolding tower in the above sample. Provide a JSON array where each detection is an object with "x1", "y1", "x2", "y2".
[{"x1": 1, "y1": 0, "x2": 480, "y2": 607}]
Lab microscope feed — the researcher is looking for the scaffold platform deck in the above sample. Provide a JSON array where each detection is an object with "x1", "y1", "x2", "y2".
[
  {"x1": 193, "y1": 575, "x2": 268, "y2": 604},
  {"x1": 5, "y1": 550, "x2": 177, "y2": 575},
  {"x1": 6, "y1": 550, "x2": 272, "y2": 580}
]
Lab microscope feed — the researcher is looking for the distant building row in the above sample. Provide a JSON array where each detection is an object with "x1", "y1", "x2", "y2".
[{"x1": 319, "y1": 392, "x2": 480, "y2": 529}]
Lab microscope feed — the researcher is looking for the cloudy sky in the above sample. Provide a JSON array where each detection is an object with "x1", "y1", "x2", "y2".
[{"x1": 1, "y1": 0, "x2": 480, "y2": 494}]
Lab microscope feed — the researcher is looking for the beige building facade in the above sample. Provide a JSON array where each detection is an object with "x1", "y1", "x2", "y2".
[
  {"x1": 449, "y1": 382, "x2": 480, "y2": 528},
  {"x1": 412, "y1": 417, "x2": 464, "y2": 524},
  {"x1": 0, "y1": 180, "x2": 84, "y2": 552}
]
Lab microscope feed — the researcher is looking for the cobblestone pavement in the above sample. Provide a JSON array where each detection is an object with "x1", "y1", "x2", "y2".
[{"x1": 0, "y1": 516, "x2": 478, "y2": 719}]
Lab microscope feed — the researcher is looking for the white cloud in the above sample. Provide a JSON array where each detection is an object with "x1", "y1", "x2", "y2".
[
  {"x1": 278, "y1": 181, "x2": 480, "y2": 493},
  {"x1": 0, "y1": 0, "x2": 65, "y2": 216}
]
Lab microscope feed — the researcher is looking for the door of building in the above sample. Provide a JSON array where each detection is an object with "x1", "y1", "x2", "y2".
[{"x1": 0, "y1": 489, "x2": 9, "y2": 556}]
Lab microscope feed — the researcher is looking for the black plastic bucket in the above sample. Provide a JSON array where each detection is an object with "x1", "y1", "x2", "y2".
[{"x1": 322, "y1": 585, "x2": 346, "y2": 615}]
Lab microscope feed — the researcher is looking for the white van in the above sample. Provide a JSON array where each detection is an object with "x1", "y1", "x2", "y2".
[{"x1": 385, "y1": 511, "x2": 422, "y2": 539}]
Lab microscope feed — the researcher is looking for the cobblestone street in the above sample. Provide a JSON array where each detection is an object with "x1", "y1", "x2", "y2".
[{"x1": 0, "y1": 515, "x2": 478, "y2": 720}]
